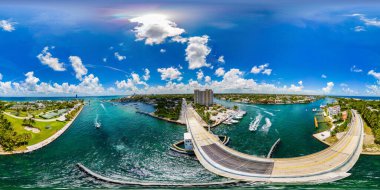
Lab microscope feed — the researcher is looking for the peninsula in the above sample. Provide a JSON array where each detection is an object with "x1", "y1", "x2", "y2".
[{"x1": 0, "y1": 100, "x2": 84, "y2": 154}]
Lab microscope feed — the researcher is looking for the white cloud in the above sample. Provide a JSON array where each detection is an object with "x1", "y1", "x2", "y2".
[
  {"x1": 251, "y1": 66, "x2": 261, "y2": 74},
  {"x1": 321, "y1": 74, "x2": 327, "y2": 78},
  {"x1": 354, "y1": 26, "x2": 366, "y2": 32},
  {"x1": 115, "y1": 72, "x2": 148, "y2": 92},
  {"x1": 218, "y1": 55, "x2": 225, "y2": 63},
  {"x1": 0, "y1": 71, "x2": 107, "y2": 96},
  {"x1": 205, "y1": 76, "x2": 211, "y2": 83},
  {"x1": 0, "y1": 81, "x2": 12, "y2": 94},
  {"x1": 0, "y1": 73, "x2": 2, "y2": 81},
  {"x1": 251, "y1": 63, "x2": 272, "y2": 75},
  {"x1": 215, "y1": 67, "x2": 225, "y2": 77},
  {"x1": 367, "y1": 85, "x2": 380, "y2": 95},
  {"x1": 24, "y1": 72, "x2": 40, "y2": 91},
  {"x1": 114, "y1": 52, "x2": 126, "y2": 61},
  {"x1": 350, "y1": 65, "x2": 362, "y2": 72},
  {"x1": 0, "y1": 20, "x2": 15, "y2": 32},
  {"x1": 130, "y1": 14, "x2": 185, "y2": 45},
  {"x1": 36, "y1": 46, "x2": 65, "y2": 71},
  {"x1": 157, "y1": 67, "x2": 182, "y2": 81},
  {"x1": 351, "y1": 14, "x2": 380, "y2": 27},
  {"x1": 340, "y1": 83, "x2": 348, "y2": 87},
  {"x1": 185, "y1": 35, "x2": 211, "y2": 70},
  {"x1": 160, "y1": 49, "x2": 166, "y2": 53},
  {"x1": 342, "y1": 87, "x2": 357, "y2": 95},
  {"x1": 115, "y1": 79, "x2": 136, "y2": 91},
  {"x1": 298, "y1": 81, "x2": 303, "y2": 86},
  {"x1": 322, "y1": 82, "x2": 334, "y2": 94},
  {"x1": 69, "y1": 56, "x2": 88, "y2": 81},
  {"x1": 262, "y1": 69, "x2": 272, "y2": 76},
  {"x1": 196, "y1": 70, "x2": 204, "y2": 80},
  {"x1": 368, "y1": 70, "x2": 380, "y2": 83},
  {"x1": 111, "y1": 68, "x2": 312, "y2": 95},
  {"x1": 103, "y1": 58, "x2": 107, "y2": 63},
  {"x1": 143, "y1": 68, "x2": 150, "y2": 81},
  {"x1": 171, "y1": 36, "x2": 188, "y2": 43},
  {"x1": 78, "y1": 74, "x2": 104, "y2": 93}
]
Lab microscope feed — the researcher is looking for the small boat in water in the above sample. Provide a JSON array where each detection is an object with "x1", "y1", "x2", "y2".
[
  {"x1": 94, "y1": 114, "x2": 101, "y2": 129},
  {"x1": 223, "y1": 119, "x2": 232, "y2": 125},
  {"x1": 312, "y1": 108, "x2": 318, "y2": 112},
  {"x1": 249, "y1": 114, "x2": 262, "y2": 131},
  {"x1": 230, "y1": 119, "x2": 239, "y2": 123}
]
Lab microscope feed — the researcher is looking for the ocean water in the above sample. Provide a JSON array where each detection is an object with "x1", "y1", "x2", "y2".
[{"x1": 0, "y1": 97, "x2": 379, "y2": 189}]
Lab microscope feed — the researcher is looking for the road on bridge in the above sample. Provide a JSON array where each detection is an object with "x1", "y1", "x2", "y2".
[{"x1": 185, "y1": 104, "x2": 363, "y2": 184}]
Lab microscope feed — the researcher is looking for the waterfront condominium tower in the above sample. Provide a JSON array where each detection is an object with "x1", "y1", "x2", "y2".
[{"x1": 194, "y1": 89, "x2": 214, "y2": 106}]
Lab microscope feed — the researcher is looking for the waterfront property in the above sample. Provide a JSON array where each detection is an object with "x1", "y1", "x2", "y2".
[
  {"x1": 328, "y1": 105, "x2": 341, "y2": 117},
  {"x1": 194, "y1": 89, "x2": 214, "y2": 106}
]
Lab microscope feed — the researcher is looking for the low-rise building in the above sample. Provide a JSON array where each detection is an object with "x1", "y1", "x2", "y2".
[{"x1": 328, "y1": 105, "x2": 341, "y2": 117}]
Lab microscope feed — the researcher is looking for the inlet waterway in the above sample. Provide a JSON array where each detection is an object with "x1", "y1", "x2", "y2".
[{"x1": 0, "y1": 96, "x2": 379, "y2": 189}]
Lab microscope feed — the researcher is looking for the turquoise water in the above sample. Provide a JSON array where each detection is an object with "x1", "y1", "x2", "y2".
[{"x1": 0, "y1": 97, "x2": 379, "y2": 189}]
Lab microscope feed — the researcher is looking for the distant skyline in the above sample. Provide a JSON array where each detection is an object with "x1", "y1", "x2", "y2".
[{"x1": 1, "y1": 1, "x2": 380, "y2": 96}]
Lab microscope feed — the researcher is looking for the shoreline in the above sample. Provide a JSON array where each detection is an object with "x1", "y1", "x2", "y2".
[
  {"x1": 220, "y1": 100, "x2": 316, "y2": 105},
  {"x1": 136, "y1": 110, "x2": 225, "y2": 128},
  {"x1": 0, "y1": 104, "x2": 84, "y2": 155},
  {"x1": 313, "y1": 131, "x2": 380, "y2": 155},
  {"x1": 136, "y1": 111, "x2": 186, "y2": 125}
]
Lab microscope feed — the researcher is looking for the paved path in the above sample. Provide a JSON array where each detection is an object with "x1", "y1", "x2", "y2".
[{"x1": 186, "y1": 104, "x2": 364, "y2": 184}]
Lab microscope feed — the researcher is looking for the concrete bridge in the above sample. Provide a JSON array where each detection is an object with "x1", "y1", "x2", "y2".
[{"x1": 185, "y1": 104, "x2": 364, "y2": 184}]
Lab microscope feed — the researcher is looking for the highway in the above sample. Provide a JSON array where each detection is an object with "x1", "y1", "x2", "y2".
[{"x1": 185, "y1": 104, "x2": 364, "y2": 184}]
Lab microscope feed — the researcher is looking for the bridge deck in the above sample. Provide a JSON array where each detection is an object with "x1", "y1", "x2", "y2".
[{"x1": 185, "y1": 103, "x2": 363, "y2": 184}]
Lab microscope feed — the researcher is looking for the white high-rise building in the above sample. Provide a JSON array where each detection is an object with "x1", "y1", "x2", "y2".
[{"x1": 194, "y1": 89, "x2": 213, "y2": 106}]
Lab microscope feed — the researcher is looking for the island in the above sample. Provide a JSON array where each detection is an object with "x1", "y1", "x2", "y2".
[{"x1": 0, "y1": 99, "x2": 84, "y2": 154}]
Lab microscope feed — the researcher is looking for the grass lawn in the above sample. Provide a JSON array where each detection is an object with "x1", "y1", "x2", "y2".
[
  {"x1": 316, "y1": 122, "x2": 331, "y2": 133},
  {"x1": 325, "y1": 136, "x2": 338, "y2": 145},
  {"x1": 3, "y1": 114, "x2": 67, "y2": 148},
  {"x1": 363, "y1": 120, "x2": 373, "y2": 135}
]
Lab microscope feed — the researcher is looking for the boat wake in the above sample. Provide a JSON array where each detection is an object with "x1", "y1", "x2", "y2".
[
  {"x1": 249, "y1": 113, "x2": 262, "y2": 131},
  {"x1": 94, "y1": 114, "x2": 101, "y2": 128},
  {"x1": 263, "y1": 110, "x2": 274, "y2": 116},
  {"x1": 261, "y1": 118, "x2": 272, "y2": 132},
  {"x1": 100, "y1": 103, "x2": 106, "y2": 111}
]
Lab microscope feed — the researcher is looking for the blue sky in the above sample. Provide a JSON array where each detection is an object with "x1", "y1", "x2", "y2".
[{"x1": 1, "y1": 1, "x2": 380, "y2": 96}]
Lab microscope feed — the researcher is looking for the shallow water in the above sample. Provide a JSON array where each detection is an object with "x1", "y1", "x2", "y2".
[{"x1": 0, "y1": 97, "x2": 379, "y2": 189}]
